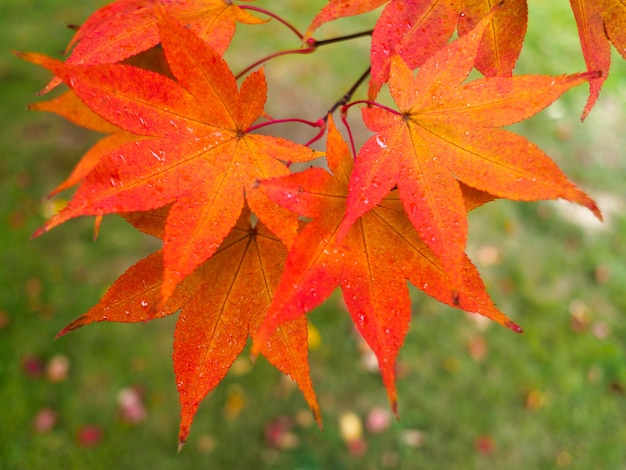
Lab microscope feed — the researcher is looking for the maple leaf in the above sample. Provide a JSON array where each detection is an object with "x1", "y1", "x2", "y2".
[
  {"x1": 305, "y1": 0, "x2": 388, "y2": 38},
  {"x1": 369, "y1": 0, "x2": 461, "y2": 98},
  {"x1": 42, "y1": 0, "x2": 263, "y2": 93},
  {"x1": 253, "y1": 116, "x2": 521, "y2": 411},
  {"x1": 23, "y1": 9, "x2": 322, "y2": 302},
  {"x1": 457, "y1": 0, "x2": 528, "y2": 77},
  {"x1": 570, "y1": 0, "x2": 626, "y2": 119},
  {"x1": 57, "y1": 206, "x2": 319, "y2": 448},
  {"x1": 338, "y1": 11, "x2": 601, "y2": 294}
]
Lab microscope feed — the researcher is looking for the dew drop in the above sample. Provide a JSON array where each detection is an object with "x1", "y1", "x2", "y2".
[
  {"x1": 150, "y1": 149, "x2": 164, "y2": 162},
  {"x1": 140, "y1": 300, "x2": 148, "y2": 308}
]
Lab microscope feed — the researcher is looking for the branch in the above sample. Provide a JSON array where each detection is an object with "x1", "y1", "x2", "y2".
[
  {"x1": 235, "y1": 30, "x2": 372, "y2": 79},
  {"x1": 239, "y1": 5, "x2": 304, "y2": 40},
  {"x1": 327, "y1": 67, "x2": 371, "y2": 115}
]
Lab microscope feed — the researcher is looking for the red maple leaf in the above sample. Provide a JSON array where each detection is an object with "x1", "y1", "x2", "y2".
[
  {"x1": 305, "y1": 0, "x2": 388, "y2": 37},
  {"x1": 570, "y1": 0, "x2": 626, "y2": 119},
  {"x1": 338, "y1": 11, "x2": 601, "y2": 293},
  {"x1": 369, "y1": 0, "x2": 461, "y2": 98},
  {"x1": 57, "y1": 206, "x2": 319, "y2": 448},
  {"x1": 42, "y1": 0, "x2": 263, "y2": 93},
  {"x1": 23, "y1": 9, "x2": 322, "y2": 302},
  {"x1": 253, "y1": 116, "x2": 521, "y2": 411}
]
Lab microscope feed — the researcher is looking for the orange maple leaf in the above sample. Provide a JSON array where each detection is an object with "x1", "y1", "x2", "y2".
[
  {"x1": 57, "y1": 206, "x2": 319, "y2": 448},
  {"x1": 457, "y1": 0, "x2": 528, "y2": 77},
  {"x1": 41, "y1": 0, "x2": 263, "y2": 93},
  {"x1": 338, "y1": 12, "x2": 601, "y2": 293},
  {"x1": 570, "y1": 0, "x2": 626, "y2": 119},
  {"x1": 253, "y1": 116, "x2": 521, "y2": 412},
  {"x1": 23, "y1": 10, "x2": 322, "y2": 302}
]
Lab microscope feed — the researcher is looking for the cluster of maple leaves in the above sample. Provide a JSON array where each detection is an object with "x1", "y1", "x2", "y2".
[{"x1": 20, "y1": 0, "x2": 623, "y2": 448}]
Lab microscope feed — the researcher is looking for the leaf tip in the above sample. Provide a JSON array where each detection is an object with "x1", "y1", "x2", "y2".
[
  {"x1": 313, "y1": 407, "x2": 324, "y2": 431},
  {"x1": 391, "y1": 398, "x2": 399, "y2": 419},
  {"x1": 588, "y1": 202, "x2": 603, "y2": 222},
  {"x1": 55, "y1": 316, "x2": 85, "y2": 339},
  {"x1": 177, "y1": 421, "x2": 190, "y2": 453},
  {"x1": 250, "y1": 339, "x2": 262, "y2": 358},
  {"x1": 578, "y1": 196, "x2": 603, "y2": 221},
  {"x1": 506, "y1": 320, "x2": 523, "y2": 334},
  {"x1": 54, "y1": 327, "x2": 71, "y2": 340},
  {"x1": 38, "y1": 79, "x2": 60, "y2": 96},
  {"x1": 31, "y1": 225, "x2": 47, "y2": 239}
]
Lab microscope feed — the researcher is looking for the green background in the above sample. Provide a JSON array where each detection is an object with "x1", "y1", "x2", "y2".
[{"x1": 1, "y1": 1, "x2": 625, "y2": 468}]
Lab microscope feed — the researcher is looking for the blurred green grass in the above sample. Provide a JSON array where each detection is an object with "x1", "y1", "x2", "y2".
[{"x1": 1, "y1": 1, "x2": 625, "y2": 469}]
